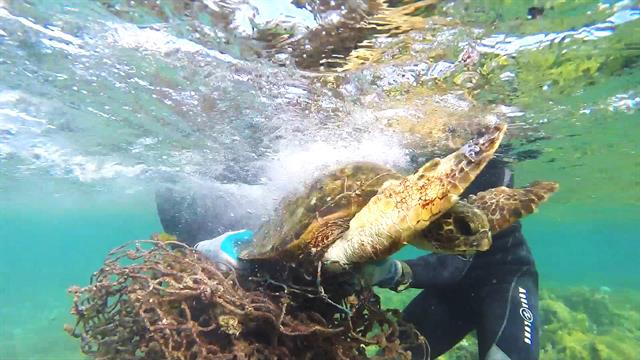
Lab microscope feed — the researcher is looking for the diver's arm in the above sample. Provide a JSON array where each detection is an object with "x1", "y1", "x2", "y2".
[
  {"x1": 401, "y1": 221, "x2": 527, "y2": 289},
  {"x1": 359, "y1": 253, "x2": 471, "y2": 291},
  {"x1": 403, "y1": 254, "x2": 472, "y2": 288}
]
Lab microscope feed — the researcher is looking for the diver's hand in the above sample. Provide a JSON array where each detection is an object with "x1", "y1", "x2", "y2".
[
  {"x1": 360, "y1": 259, "x2": 402, "y2": 287},
  {"x1": 360, "y1": 259, "x2": 413, "y2": 291},
  {"x1": 194, "y1": 229, "x2": 253, "y2": 267}
]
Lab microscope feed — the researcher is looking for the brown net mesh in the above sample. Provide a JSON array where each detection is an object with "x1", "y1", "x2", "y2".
[{"x1": 66, "y1": 241, "x2": 427, "y2": 359}]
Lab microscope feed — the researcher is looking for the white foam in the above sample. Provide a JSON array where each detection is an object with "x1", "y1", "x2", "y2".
[
  {"x1": 0, "y1": 8, "x2": 83, "y2": 45},
  {"x1": 25, "y1": 143, "x2": 148, "y2": 182},
  {"x1": 608, "y1": 92, "x2": 639, "y2": 113},
  {"x1": 478, "y1": 7, "x2": 640, "y2": 55},
  {"x1": 263, "y1": 135, "x2": 408, "y2": 201},
  {"x1": 41, "y1": 38, "x2": 88, "y2": 55},
  {"x1": 103, "y1": 23, "x2": 241, "y2": 64}
]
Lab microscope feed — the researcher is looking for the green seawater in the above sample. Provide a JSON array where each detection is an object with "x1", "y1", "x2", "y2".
[
  {"x1": 0, "y1": 189, "x2": 161, "y2": 359},
  {"x1": 1, "y1": 0, "x2": 639, "y2": 359}
]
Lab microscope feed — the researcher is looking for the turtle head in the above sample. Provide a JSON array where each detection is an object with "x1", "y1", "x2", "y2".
[{"x1": 408, "y1": 201, "x2": 492, "y2": 253}]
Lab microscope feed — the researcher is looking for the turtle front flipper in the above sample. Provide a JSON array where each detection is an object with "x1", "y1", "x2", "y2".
[
  {"x1": 467, "y1": 181, "x2": 559, "y2": 233},
  {"x1": 323, "y1": 124, "x2": 508, "y2": 265}
]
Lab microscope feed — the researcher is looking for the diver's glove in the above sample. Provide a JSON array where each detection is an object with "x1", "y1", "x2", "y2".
[
  {"x1": 360, "y1": 259, "x2": 413, "y2": 292},
  {"x1": 193, "y1": 229, "x2": 253, "y2": 267}
]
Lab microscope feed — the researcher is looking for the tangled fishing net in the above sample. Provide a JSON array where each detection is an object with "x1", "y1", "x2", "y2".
[{"x1": 66, "y1": 241, "x2": 427, "y2": 359}]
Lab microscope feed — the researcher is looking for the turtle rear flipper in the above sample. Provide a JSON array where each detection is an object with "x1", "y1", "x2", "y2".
[{"x1": 467, "y1": 181, "x2": 559, "y2": 233}]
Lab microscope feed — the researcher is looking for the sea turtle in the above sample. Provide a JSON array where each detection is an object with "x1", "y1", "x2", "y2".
[{"x1": 239, "y1": 124, "x2": 558, "y2": 269}]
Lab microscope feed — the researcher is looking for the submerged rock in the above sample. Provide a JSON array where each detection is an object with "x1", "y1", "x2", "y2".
[
  {"x1": 539, "y1": 287, "x2": 640, "y2": 360},
  {"x1": 376, "y1": 286, "x2": 640, "y2": 359}
]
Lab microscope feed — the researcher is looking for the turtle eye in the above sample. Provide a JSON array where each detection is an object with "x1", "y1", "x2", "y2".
[{"x1": 453, "y1": 216, "x2": 474, "y2": 236}]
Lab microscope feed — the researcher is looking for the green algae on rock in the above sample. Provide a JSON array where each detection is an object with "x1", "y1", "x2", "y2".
[
  {"x1": 540, "y1": 287, "x2": 640, "y2": 360},
  {"x1": 378, "y1": 286, "x2": 640, "y2": 359}
]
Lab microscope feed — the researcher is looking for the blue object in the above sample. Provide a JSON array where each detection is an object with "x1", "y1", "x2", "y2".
[{"x1": 219, "y1": 229, "x2": 254, "y2": 261}]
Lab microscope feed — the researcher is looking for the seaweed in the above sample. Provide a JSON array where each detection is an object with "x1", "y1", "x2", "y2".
[
  {"x1": 378, "y1": 285, "x2": 640, "y2": 360},
  {"x1": 539, "y1": 287, "x2": 640, "y2": 360}
]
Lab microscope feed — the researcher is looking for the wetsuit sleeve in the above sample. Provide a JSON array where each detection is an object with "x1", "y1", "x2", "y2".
[{"x1": 403, "y1": 254, "x2": 472, "y2": 288}]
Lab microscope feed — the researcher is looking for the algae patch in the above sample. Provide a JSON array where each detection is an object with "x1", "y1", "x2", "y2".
[{"x1": 377, "y1": 286, "x2": 640, "y2": 359}]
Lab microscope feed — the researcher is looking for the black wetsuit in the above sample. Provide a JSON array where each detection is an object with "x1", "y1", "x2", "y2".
[{"x1": 401, "y1": 160, "x2": 540, "y2": 360}]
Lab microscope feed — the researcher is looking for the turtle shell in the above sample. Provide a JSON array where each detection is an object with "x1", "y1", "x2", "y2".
[
  {"x1": 239, "y1": 125, "x2": 559, "y2": 267},
  {"x1": 239, "y1": 162, "x2": 401, "y2": 262}
]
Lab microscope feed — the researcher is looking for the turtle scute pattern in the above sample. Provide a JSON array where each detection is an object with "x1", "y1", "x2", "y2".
[
  {"x1": 241, "y1": 162, "x2": 400, "y2": 261},
  {"x1": 323, "y1": 124, "x2": 507, "y2": 265},
  {"x1": 243, "y1": 123, "x2": 559, "y2": 269},
  {"x1": 467, "y1": 181, "x2": 560, "y2": 233}
]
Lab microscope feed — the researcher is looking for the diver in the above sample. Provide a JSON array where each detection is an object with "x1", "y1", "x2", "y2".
[{"x1": 155, "y1": 159, "x2": 540, "y2": 360}]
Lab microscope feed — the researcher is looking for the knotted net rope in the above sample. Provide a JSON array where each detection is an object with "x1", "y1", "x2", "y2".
[{"x1": 66, "y1": 241, "x2": 427, "y2": 359}]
